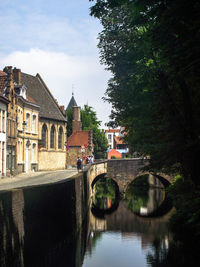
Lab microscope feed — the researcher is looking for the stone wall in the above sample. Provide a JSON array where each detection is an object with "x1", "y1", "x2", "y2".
[
  {"x1": 68, "y1": 146, "x2": 93, "y2": 167},
  {"x1": 38, "y1": 151, "x2": 66, "y2": 170}
]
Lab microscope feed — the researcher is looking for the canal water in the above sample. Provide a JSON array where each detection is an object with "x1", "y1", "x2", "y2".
[{"x1": 0, "y1": 174, "x2": 173, "y2": 267}]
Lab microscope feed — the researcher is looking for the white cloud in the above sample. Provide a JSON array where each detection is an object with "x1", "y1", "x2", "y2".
[{"x1": 0, "y1": 48, "x2": 111, "y2": 127}]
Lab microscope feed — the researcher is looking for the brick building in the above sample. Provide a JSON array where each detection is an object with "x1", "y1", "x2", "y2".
[
  {"x1": 67, "y1": 104, "x2": 93, "y2": 167},
  {"x1": 2, "y1": 67, "x2": 18, "y2": 175}
]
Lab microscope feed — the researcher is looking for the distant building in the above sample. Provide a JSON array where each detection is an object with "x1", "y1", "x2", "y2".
[
  {"x1": 105, "y1": 128, "x2": 120, "y2": 149},
  {"x1": 107, "y1": 149, "x2": 122, "y2": 160},
  {"x1": 103, "y1": 127, "x2": 129, "y2": 158}
]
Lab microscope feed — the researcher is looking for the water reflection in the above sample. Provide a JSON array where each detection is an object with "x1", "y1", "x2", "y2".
[
  {"x1": 83, "y1": 175, "x2": 173, "y2": 267},
  {"x1": 0, "y1": 173, "x2": 177, "y2": 267},
  {"x1": 125, "y1": 175, "x2": 165, "y2": 216}
]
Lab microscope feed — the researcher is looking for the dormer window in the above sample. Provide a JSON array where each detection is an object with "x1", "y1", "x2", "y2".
[{"x1": 19, "y1": 84, "x2": 27, "y2": 99}]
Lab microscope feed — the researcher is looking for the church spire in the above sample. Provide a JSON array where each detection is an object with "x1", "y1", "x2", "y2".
[{"x1": 66, "y1": 91, "x2": 78, "y2": 111}]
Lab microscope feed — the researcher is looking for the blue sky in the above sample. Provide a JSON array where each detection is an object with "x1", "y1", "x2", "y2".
[{"x1": 0, "y1": 0, "x2": 111, "y2": 126}]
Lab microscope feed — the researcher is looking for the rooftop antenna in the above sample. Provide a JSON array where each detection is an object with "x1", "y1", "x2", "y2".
[{"x1": 72, "y1": 84, "x2": 74, "y2": 96}]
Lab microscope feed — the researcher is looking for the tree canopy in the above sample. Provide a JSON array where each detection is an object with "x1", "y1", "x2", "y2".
[
  {"x1": 66, "y1": 105, "x2": 108, "y2": 159},
  {"x1": 90, "y1": 0, "x2": 200, "y2": 185}
]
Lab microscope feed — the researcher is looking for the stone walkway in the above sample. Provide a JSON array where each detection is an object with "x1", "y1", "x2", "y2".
[{"x1": 0, "y1": 168, "x2": 78, "y2": 191}]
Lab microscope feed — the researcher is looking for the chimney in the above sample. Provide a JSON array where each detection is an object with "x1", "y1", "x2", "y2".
[
  {"x1": 59, "y1": 105, "x2": 65, "y2": 113},
  {"x1": 72, "y1": 106, "x2": 82, "y2": 132},
  {"x1": 3, "y1": 66, "x2": 13, "y2": 96},
  {"x1": 13, "y1": 67, "x2": 21, "y2": 85}
]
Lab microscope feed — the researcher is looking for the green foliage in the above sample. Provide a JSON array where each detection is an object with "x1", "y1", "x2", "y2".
[
  {"x1": 93, "y1": 178, "x2": 116, "y2": 209},
  {"x1": 167, "y1": 178, "x2": 200, "y2": 244},
  {"x1": 90, "y1": 0, "x2": 200, "y2": 185},
  {"x1": 111, "y1": 156, "x2": 120, "y2": 159},
  {"x1": 66, "y1": 105, "x2": 108, "y2": 158},
  {"x1": 125, "y1": 176, "x2": 150, "y2": 213},
  {"x1": 132, "y1": 174, "x2": 150, "y2": 188}
]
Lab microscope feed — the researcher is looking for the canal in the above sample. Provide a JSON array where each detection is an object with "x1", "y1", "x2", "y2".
[{"x1": 0, "y1": 173, "x2": 173, "y2": 267}]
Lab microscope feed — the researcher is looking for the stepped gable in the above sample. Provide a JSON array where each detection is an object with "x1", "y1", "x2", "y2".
[
  {"x1": 67, "y1": 130, "x2": 90, "y2": 146},
  {"x1": 21, "y1": 72, "x2": 66, "y2": 121},
  {"x1": 66, "y1": 93, "x2": 78, "y2": 110}
]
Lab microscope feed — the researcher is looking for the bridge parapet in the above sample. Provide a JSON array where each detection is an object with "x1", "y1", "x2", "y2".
[{"x1": 85, "y1": 159, "x2": 173, "y2": 194}]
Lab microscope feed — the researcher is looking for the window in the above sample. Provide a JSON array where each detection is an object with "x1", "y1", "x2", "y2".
[
  {"x1": 2, "y1": 111, "x2": 5, "y2": 132},
  {"x1": 41, "y1": 124, "x2": 47, "y2": 148},
  {"x1": 32, "y1": 143, "x2": 36, "y2": 162},
  {"x1": 26, "y1": 113, "x2": 30, "y2": 131},
  {"x1": 50, "y1": 125, "x2": 55, "y2": 148},
  {"x1": 108, "y1": 134, "x2": 112, "y2": 142},
  {"x1": 58, "y1": 127, "x2": 63, "y2": 149},
  {"x1": 32, "y1": 115, "x2": 36, "y2": 133}
]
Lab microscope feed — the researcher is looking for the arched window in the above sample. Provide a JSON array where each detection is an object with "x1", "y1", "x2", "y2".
[
  {"x1": 50, "y1": 125, "x2": 55, "y2": 148},
  {"x1": 41, "y1": 124, "x2": 47, "y2": 148},
  {"x1": 32, "y1": 114, "x2": 36, "y2": 133},
  {"x1": 26, "y1": 113, "x2": 30, "y2": 132},
  {"x1": 58, "y1": 126, "x2": 63, "y2": 149}
]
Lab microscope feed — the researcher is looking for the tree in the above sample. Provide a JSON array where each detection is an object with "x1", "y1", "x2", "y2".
[
  {"x1": 66, "y1": 105, "x2": 108, "y2": 159},
  {"x1": 90, "y1": 0, "x2": 200, "y2": 185}
]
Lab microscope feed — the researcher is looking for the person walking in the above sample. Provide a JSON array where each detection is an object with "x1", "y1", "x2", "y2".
[{"x1": 77, "y1": 157, "x2": 82, "y2": 172}]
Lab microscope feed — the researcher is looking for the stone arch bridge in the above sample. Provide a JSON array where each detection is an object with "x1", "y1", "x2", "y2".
[{"x1": 86, "y1": 159, "x2": 173, "y2": 194}]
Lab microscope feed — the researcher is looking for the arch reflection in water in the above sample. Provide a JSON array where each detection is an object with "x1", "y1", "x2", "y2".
[
  {"x1": 124, "y1": 174, "x2": 171, "y2": 217},
  {"x1": 91, "y1": 175, "x2": 119, "y2": 218}
]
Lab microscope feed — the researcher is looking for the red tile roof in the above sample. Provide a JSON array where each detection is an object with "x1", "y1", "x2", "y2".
[
  {"x1": 67, "y1": 130, "x2": 93, "y2": 146},
  {"x1": 105, "y1": 128, "x2": 120, "y2": 133},
  {"x1": 108, "y1": 149, "x2": 122, "y2": 159}
]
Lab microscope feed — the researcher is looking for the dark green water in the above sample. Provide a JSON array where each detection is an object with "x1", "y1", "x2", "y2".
[{"x1": 0, "y1": 175, "x2": 174, "y2": 267}]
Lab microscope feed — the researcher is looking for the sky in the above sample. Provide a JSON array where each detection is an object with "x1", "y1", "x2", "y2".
[{"x1": 0, "y1": 0, "x2": 111, "y2": 127}]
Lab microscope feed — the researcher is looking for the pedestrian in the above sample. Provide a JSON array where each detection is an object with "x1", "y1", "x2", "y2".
[{"x1": 77, "y1": 157, "x2": 82, "y2": 172}]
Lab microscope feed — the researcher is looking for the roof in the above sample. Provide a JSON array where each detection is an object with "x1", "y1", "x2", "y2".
[
  {"x1": 66, "y1": 94, "x2": 78, "y2": 110},
  {"x1": 108, "y1": 149, "x2": 122, "y2": 159},
  {"x1": 105, "y1": 128, "x2": 120, "y2": 133},
  {"x1": 67, "y1": 130, "x2": 92, "y2": 146},
  {"x1": 0, "y1": 94, "x2": 9, "y2": 105},
  {"x1": 21, "y1": 72, "x2": 66, "y2": 122},
  {"x1": 26, "y1": 94, "x2": 38, "y2": 105},
  {"x1": 0, "y1": 70, "x2": 6, "y2": 76}
]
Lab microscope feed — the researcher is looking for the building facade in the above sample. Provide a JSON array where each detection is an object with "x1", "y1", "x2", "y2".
[
  {"x1": 105, "y1": 129, "x2": 120, "y2": 149},
  {"x1": 0, "y1": 95, "x2": 9, "y2": 177},
  {"x1": 20, "y1": 71, "x2": 67, "y2": 171},
  {"x1": 3, "y1": 67, "x2": 18, "y2": 176},
  {"x1": 16, "y1": 86, "x2": 40, "y2": 173}
]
